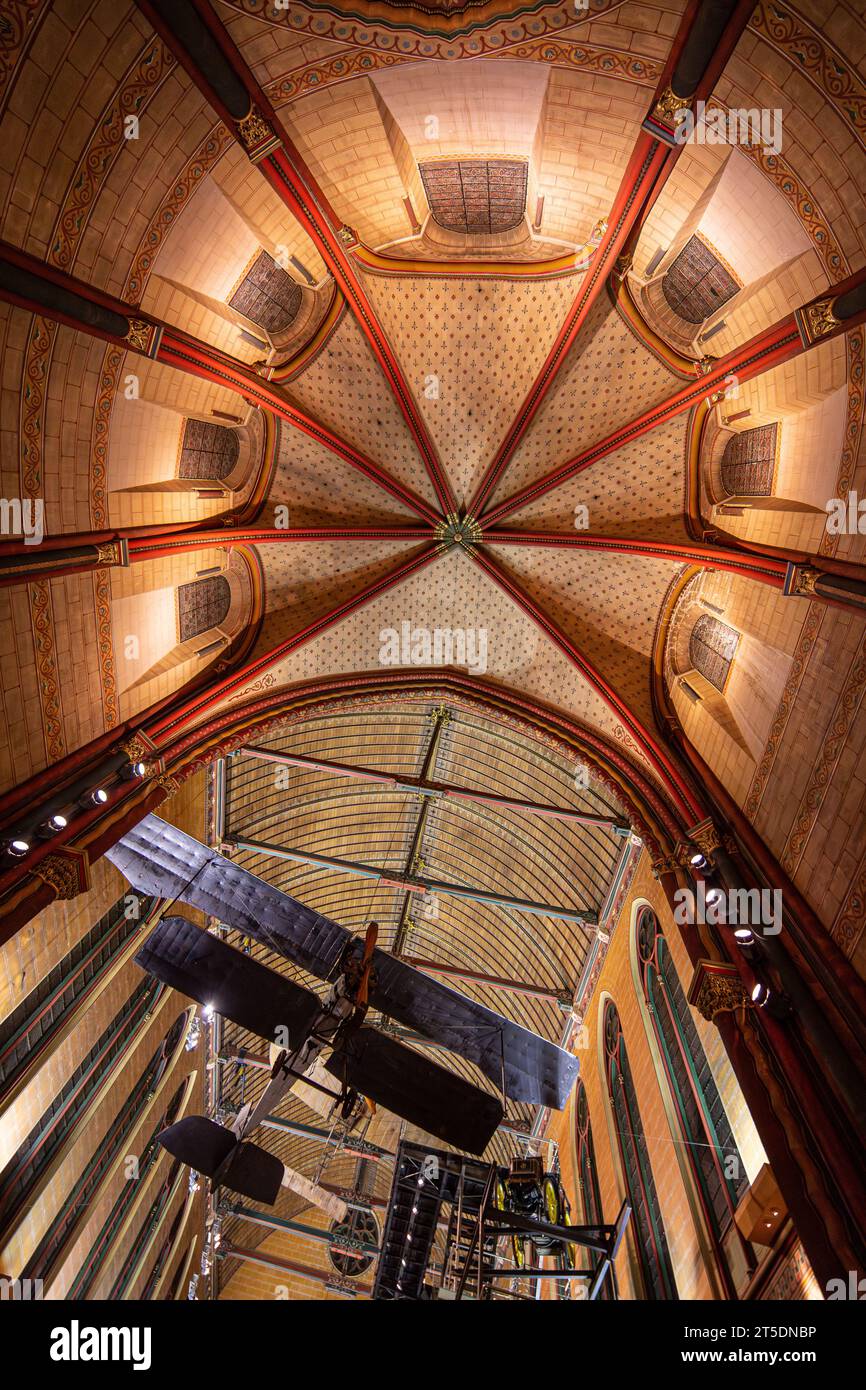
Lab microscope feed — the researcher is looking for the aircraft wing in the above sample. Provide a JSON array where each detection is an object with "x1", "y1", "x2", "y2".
[{"x1": 108, "y1": 815, "x2": 579, "y2": 1109}]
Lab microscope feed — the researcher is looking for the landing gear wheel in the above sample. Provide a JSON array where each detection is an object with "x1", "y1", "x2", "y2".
[
  {"x1": 340, "y1": 1087, "x2": 358, "y2": 1119},
  {"x1": 557, "y1": 1238, "x2": 575, "y2": 1300},
  {"x1": 542, "y1": 1175, "x2": 561, "y2": 1225}
]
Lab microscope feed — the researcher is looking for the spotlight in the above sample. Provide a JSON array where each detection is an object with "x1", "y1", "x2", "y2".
[
  {"x1": 88, "y1": 787, "x2": 109, "y2": 806},
  {"x1": 734, "y1": 927, "x2": 758, "y2": 957},
  {"x1": 751, "y1": 981, "x2": 769, "y2": 1007},
  {"x1": 6, "y1": 837, "x2": 30, "y2": 857},
  {"x1": 690, "y1": 852, "x2": 707, "y2": 868},
  {"x1": 201, "y1": 1003, "x2": 215, "y2": 1020},
  {"x1": 121, "y1": 761, "x2": 147, "y2": 780},
  {"x1": 39, "y1": 813, "x2": 68, "y2": 836}
]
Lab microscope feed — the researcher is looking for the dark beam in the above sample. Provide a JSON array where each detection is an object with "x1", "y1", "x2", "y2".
[
  {"x1": 135, "y1": 0, "x2": 455, "y2": 517},
  {"x1": 233, "y1": 745, "x2": 630, "y2": 832},
  {"x1": 0, "y1": 240, "x2": 439, "y2": 525},
  {"x1": 480, "y1": 265, "x2": 866, "y2": 530},
  {"x1": 468, "y1": 0, "x2": 756, "y2": 518},
  {"x1": 227, "y1": 834, "x2": 597, "y2": 925}
]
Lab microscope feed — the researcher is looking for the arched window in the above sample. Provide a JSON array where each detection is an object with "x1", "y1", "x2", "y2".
[
  {"x1": 177, "y1": 575, "x2": 231, "y2": 643},
  {"x1": 575, "y1": 1079, "x2": 603, "y2": 1227},
  {"x1": 0, "y1": 892, "x2": 153, "y2": 1102},
  {"x1": 0, "y1": 975, "x2": 162, "y2": 1238},
  {"x1": 328, "y1": 1156, "x2": 378, "y2": 1278},
  {"x1": 574, "y1": 1079, "x2": 614, "y2": 1300},
  {"x1": 720, "y1": 424, "x2": 778, "y2": 497},
  {"x1": 689, "y1": 614, "x2": 739, "y2": 692},
  {"x1": 636, "y1": 907, "x2": 748, "y2": 1251},
  {"x1": 603, "y1": 999, "x2": 677, "y2": 1300},
  {"x1": 141, "y1": 1192, "x2": 189, "y2": 1300},
  {"x1": 62, "y1": 1022, "x2": 190, "y2": 1297},
  {"x1": 229, "y1": 250, "x2": 302, "y2": 335},
  {"x1": 662, "y1": 234, "x2": 740, "y2": 324},
  {"x1": 419, "y1": 159, "x2": 527, "y2": 234},
  {"x1": 178, "y1": 420, "x2": 239, "y2": 482},
  {"x1": 108, "y1": 1160, "x2": 183, "y2": 1299}
]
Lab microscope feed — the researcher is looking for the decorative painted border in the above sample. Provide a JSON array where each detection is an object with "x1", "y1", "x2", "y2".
[
  {"x1": 496, "y1": 34, "x2": 659, "y2": 84},
  {"x1": 28, "y1": 577, "x2": 64, "y2": 762},
  {"x1": 819, "y1": 327, "x2": 865, "y2": 558},
  {"x1": 94, "y1": 566, "x2": 119, "y2": 731},
  {"x1": 0, "y1": 0, "x2": 44, "y2": 113},
  {"x1": 20, "y1": 317, "x2": 55, "y2": 500},
  {"x1": 833, "y1": 846, "x2": 866, "y2": 956},
  {"x1": 780, "y1": 639, "x2": 866, "y2": 876},
  {"x1": 221, "y1": 0, "x2": 603, "y2": 49},
  {"x1": 750, "y1": 0, "x2": 866, "y2": 148},
  {"x1": 51, "y1": 41, "x2": 175, "y2": 272},
  {"x1": 742, "y1": 604, "x2": 824, "y2": 821},
  {"x1": 269, "y1": 45, "x2": 420, "y2": 104}
]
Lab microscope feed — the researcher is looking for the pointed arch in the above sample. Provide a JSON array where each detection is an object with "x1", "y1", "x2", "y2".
[
  {"x1": 599, "y1": 995, "x2": 678, "y2": 1300},
  {"x1": 631, "y1": 901, "x2": 751, "y2": 1297},
  {"x1": 573, "y1": 1076, "x2": 615, "y2": 1300}
]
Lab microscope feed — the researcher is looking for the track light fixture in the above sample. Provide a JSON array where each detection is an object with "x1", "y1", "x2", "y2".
[
  {"x1": 6, "y1": 837, "x2": 30, "y2": 857},
  {"x1": 38, "y1": 813, "x2": 67, "y2": 836},
  {"x1": 751, "y1": 978, "x2": 792, "y2": 1020},
  {"x1": 733, "y1": 926, "x2": 760, "y2": 959},
  {"x1": 121, "y1": 760, "x2": 147, "y2": 780}
]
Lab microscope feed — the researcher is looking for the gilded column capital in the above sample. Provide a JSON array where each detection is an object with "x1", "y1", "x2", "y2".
[
  {"x1": 688, "y1": 959, "x2": 749, "y2": 1023},
  {"x1": 32, "y1": 848, "x2": 90, "y2": 901},
  {"x1": 686, "y1": 817, "x2": 723, "y2": 858},
  {"x1": 236, "y1": 106, "x2": 281, "y2": 162}
]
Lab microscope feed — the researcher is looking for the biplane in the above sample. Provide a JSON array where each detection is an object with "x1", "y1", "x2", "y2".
[{"x1": 107, "y1": 814, "x2": 579, "y2": 1217}]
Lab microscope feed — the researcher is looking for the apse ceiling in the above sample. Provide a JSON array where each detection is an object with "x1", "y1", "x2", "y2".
[{"x1": 2, "y1": 0, "x2": 862, "y2": 1299}]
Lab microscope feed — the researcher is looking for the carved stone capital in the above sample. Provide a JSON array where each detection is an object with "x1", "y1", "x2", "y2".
[
  {"x1": 784, "y1": 562, "x2": 820, "y2": 598},
  {"x1": 118, "y1": 730, "x2": 159, "y2": 765},
  {"x1": 797, "y1": 296, "x2": 840, "y2": 345},
  {"x1": 650, "y1": 85, "x2": 692, "y2": 128},
  {"x1": 95, "y1": 540, "x2": 129, "y2": 567},
  {"x1": 32, "y1": 848, "x2": 90, "y2": 901},
  {"x1": 688, "y1": 959, "x2": 749, "y2": 1022},
  {"x1": 236, "y1": 106, "x2": 281, "y2": 162},
  {"x1": 686, "y1": 817, "x2": 723, "y2": 858},
  {"x1": 650, "y1": 853, "x2": 679, "y2": 879},
  {"x1": 124, "y1": 318, "x2": 156, "y2": 353}
]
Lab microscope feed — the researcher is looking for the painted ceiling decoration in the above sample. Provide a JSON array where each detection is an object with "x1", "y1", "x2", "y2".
[{"x1": 419, "y1": 158, "x2": 529, "y2": 234}]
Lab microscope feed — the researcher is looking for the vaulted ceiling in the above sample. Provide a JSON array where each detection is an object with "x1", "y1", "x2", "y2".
[{"x1": 2, "y1": 0, "x2": 866, "y2": 1299}]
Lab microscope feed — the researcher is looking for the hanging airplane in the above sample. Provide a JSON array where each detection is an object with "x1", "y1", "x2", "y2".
[{"x1": 107, "y1": 814, "x2": 580, "y2": 1208}]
